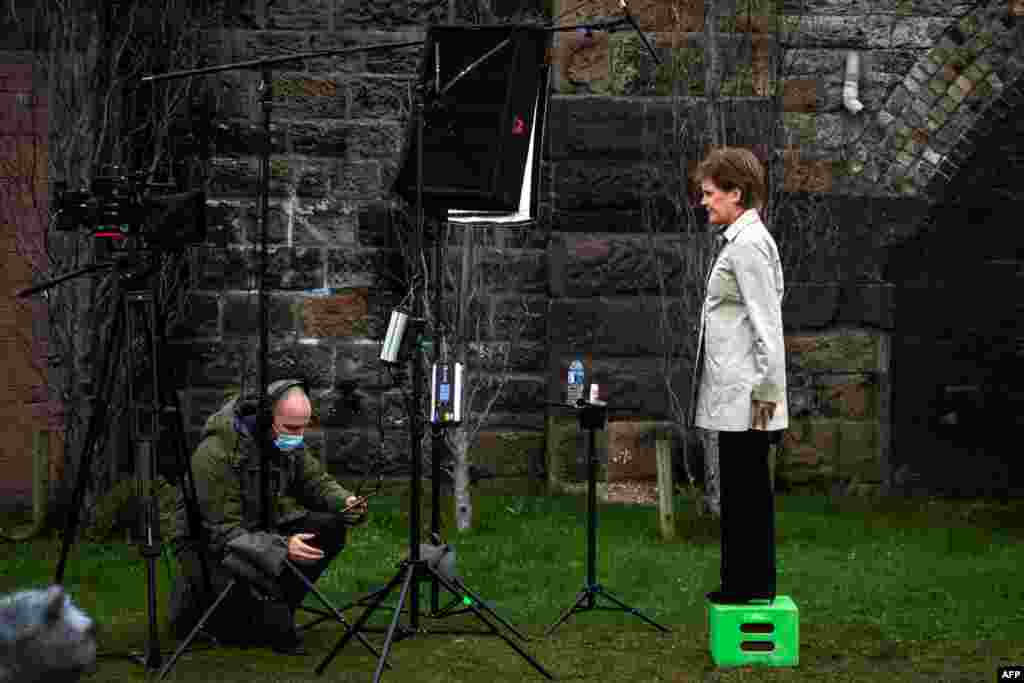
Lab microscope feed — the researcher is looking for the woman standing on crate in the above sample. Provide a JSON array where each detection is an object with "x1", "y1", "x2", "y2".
[{"x1": 690, "y1": 146, "x2": 788, "y2": 605}]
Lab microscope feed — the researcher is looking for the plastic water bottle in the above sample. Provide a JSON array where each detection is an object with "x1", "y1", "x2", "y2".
[{"x1": 567, "y1": 359, "x2": 584, "y2": 405}]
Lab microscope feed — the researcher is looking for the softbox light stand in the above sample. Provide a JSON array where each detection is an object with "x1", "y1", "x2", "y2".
[{"x1": 315, "y1": 36, "x2": 553, "y2": 679}]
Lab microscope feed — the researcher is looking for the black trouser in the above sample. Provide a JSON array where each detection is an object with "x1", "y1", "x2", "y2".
[
  {"x1": 717, "y1": 430, "x2": 776, "y2": 600},
  {"x1": 177, "y1": 512, "x2": 347, "y2": 646}
]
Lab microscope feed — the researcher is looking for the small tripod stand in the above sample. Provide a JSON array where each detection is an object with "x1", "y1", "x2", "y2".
[{"x1": 546, "y1": 402, "x2": 670, "y2": 636}]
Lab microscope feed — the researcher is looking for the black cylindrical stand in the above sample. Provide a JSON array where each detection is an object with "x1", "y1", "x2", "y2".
[
  {"x1": 546, "y1": 402, "x2": 670, "y2": 635},
  {"x1": 258, "y1": 67, "x2": 273, "y2": 532},
  {"x1": 407, "y1": 87, "x2": 427, "y2": 633}
]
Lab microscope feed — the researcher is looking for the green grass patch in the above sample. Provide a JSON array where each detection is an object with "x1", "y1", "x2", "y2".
[{"x1": 3, "y1": 493, "x2": 1023, "y2": 682}]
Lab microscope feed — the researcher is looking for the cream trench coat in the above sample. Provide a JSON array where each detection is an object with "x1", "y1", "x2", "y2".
[{"x1": 691, "y1": 208, "x2": 788, "y2": 432}]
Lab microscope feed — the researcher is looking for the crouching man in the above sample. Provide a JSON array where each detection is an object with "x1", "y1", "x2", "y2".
[{"x1": 169, "y1": 379, "x2": 368, "y2": 655}]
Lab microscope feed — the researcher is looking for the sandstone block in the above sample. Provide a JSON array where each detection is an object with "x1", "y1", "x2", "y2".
[
  {"x1": 783, "y1": 79, "x2": 819, "y2": 112},
  {"x1": 300, "y1": 289, "x2": 369, "y2": 338},
  {"x1": 818, "y1": 373, "x2": 877, "y2": 419},
  {"x1": 607, "y1": 419, "x2": 660, "y2": 482},
  {"x1": 272, "y1": 74, "x2": 346, "y2": 118}
]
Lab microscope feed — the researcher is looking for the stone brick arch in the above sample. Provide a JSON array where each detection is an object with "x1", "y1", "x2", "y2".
[{"x1": 849, "y1": 0, "x2": 1024, "y2": 202}]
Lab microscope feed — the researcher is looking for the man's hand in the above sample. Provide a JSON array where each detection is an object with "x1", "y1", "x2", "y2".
[
  {"x1": 751, "y1": 400, "x2": 776, "y2": 430},
  {"x1": 287, "y1": 533, "x2": 324, "y2": 563},
  {"x1": 344, "y1": 495, "x2": 368, "y2": 515}
]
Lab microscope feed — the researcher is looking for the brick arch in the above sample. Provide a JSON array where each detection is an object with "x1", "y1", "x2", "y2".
[{"x1": 848, "y1": 0, "x2": 1024, "y2": 202}]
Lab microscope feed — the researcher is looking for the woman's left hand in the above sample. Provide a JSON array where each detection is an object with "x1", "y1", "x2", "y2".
[{"x1": 751, "y1": 400, "x2": 776, "y2": 429}]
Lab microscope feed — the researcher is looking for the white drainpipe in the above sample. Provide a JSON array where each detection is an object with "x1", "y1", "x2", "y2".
[{"x1": 843, "y1": 51, "x2": 864, "y2": 114}]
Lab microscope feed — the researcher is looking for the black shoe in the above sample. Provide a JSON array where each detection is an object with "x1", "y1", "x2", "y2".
[
  {"x1": 271, "y1": 631, "x2": 308, "y2": 656},
  {"x1": 706, "y1": 590, "x2": 774, "y2": 605}
]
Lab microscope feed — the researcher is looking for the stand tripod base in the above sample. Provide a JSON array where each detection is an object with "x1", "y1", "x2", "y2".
[
  {"x1": 316, "y1": 560, "x2": 553, "y2": 682},
  {"x1": 546, "y1": 583, "x2": 671, "y2": 636}
]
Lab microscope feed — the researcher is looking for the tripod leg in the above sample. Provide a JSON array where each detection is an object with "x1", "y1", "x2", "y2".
[
  {"x1": 545, "y1": 587, "x2": 591, "y2": 637},
  {"x1": 158, "y1": 578, "x2": 236, "y2": 682},
  {"x1": 371, "y1": 564, "x2": 416, "y2": 683},
  {"x1": 453, "y1": 578, "x2": 530, "y2": 641},
  {"x1": 431, "y1": 569, "x2": 553, "y2": 680},
  {"x1": 281, "y1": 559, "x2": 392, "y2": 669},
  {"x1": 315, "y1": 564, "x2": 410, "y2": 676},
  {"x1": 54, "y1": 281, "x2": 126, "y2": 584},
  {"x1": 592, "y1": 586, "x2": 671, "y2": 633}
]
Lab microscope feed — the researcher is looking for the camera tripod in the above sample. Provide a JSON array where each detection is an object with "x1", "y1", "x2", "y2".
[
  {"x1": 546, "y1": 402, "x2": 670, "y2": 636},
  {"x1": 19, "y1": 248, "x2": 212, "y2": 672}
]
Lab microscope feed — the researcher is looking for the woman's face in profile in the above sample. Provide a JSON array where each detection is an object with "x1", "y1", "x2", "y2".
[{"x1": 700, "y1": 179, "x2": 743, "y2": 226}]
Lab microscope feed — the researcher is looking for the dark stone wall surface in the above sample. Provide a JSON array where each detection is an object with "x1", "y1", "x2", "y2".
[{"x1": 125, "y1": 0, "x2": 1020, "y2": 494}]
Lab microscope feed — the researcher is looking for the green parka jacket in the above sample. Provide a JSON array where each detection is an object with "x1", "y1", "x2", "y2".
[{"x1": 170, "y1": 389, "x2": 359, "y2": 580}]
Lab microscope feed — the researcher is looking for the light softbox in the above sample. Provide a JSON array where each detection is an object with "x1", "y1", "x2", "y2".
[{"x1": 392, "y1": 24, "x2": 551, "y2": 215}]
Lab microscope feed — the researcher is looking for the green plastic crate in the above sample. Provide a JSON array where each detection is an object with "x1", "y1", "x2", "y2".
[{"x1": 708, "y1": 595, "x2": 799, "y2": 667}]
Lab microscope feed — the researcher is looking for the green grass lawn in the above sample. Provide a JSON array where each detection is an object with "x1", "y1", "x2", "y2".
[{"x1": 3, "y1": 492, "x2": 1023, "y2": 682}]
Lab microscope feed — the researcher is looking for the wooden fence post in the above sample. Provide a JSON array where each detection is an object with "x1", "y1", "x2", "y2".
[{"x1": 656, "y1": 431, "x2": 675, "y2": 541}]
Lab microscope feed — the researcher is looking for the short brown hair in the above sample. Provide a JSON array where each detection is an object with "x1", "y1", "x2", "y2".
[{"x1": 693, "y1": 147, "x2": 766, "y2": 211}]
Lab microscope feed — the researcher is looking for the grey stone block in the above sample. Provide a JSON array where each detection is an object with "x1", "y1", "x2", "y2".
[
  {"x1": 267, "y1": 0, "x2": 334, "y2": 31},
  {"x1": 198, "y1": 246, "x2": 251, "y2": 290},
  {"x1": 548, "y1": 296, "x2": 689, "y2": 356},
  {"x1": 171, "y1": 293, "x2": 220, "y2": 339},
  {"x1": 179, "y1": 340, "x2": 255, "y2": 388},
  {"x1": 331, "y1": 159, "x2": 383, "y2": 199},
  {"x1": 209, "y1": 155, "x2": 291, "y2": 198},
  {"x1": 294, "y1": 198, "x2": 358, "y2": 246},
  {"x1": 347, "y1": 76, "x2": 412, "y2": 120},
  {"x1": 295, "y1": 160, "x2": 332, "y2": 199},
  {"x1": 470, "y1": 248, "x2": 547, "y2": 294},
  {"x1": 552, "y1": 356, "x2": 689, "y2": 419},
  {"x1": 466, "y1": 295, "x2": 547, "y2": 343},
  {"x1": 335, "y1": 0, "x2": 447, "y2": 28},
  {"x1": 254, "y1": 247, "x2": 325, "y2": 290},
  {"x1": 266, "y1": 340, "x2": 334, "y2": 387},
  {"x1": 222, "y1": 293, "x2": 297, "y2": 337},
  {"x1": 326, "y1": 247, "x2": 398, "y2": 289},
  {"x1": 783, "y1": 284, "x2": 840, "y2": 328}
]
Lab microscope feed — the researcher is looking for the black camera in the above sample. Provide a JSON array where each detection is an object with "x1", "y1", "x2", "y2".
[{"x1": 54, "y1": 167, "x2": 205, "y2": 248}]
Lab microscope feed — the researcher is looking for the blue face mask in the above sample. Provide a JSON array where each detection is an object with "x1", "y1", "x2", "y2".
[{"x1": 274, "y1": 433, "x2": 304, "y2": 451}]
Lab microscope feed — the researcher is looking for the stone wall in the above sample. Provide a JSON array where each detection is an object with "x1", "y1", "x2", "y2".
[{"x1": 163, "y1": 0, "x2": 1023, "y2": 496}]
